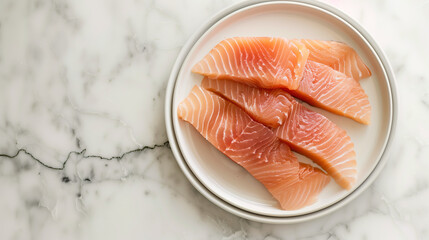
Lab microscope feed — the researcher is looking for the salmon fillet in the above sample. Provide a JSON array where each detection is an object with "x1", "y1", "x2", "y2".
[
  {"x1": 178, "y1": 85, "x2": 330, "y2": 209},
  {"x1": 192, "y1": 37, "x2": 309, "y2": 90},
  {"x1": 202, "y1": 78, "x2": 357, "y2": 189},
  {"x1": 293, "y1": 39, "x2": 371, "y2": 81},
  {"x1": 289, "y1": 60, "x2": 371, "y2": 124}
]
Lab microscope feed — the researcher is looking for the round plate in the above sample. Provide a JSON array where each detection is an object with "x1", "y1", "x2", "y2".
[{"x1": 165, "y1": 0, "x2": 397, "y2": 223}]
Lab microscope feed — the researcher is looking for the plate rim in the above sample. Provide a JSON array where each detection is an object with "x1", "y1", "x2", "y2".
[{"x1": 165, "y1": 0, "x2": 398, "y2": 224}]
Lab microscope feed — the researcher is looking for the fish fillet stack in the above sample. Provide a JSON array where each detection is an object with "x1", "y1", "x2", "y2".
[{"x1": 178, "y1": 37, "x2": 371, "y2": 210}]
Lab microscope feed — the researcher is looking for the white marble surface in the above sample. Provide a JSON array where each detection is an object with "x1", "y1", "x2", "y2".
[{"x1": 0, "y1": 0, "x2": 428, "y2": 239}]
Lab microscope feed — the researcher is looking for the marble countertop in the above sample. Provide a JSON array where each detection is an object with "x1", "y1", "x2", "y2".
[{"x1": 0, "y1": 0, "x2": 428, "y2": 239}]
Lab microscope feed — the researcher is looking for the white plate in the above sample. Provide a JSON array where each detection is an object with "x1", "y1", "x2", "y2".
[{"x1": 166, "y1": 0, "x2": 397, "y2": 222}]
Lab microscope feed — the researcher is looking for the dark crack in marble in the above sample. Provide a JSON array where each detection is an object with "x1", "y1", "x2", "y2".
[{"x1": 0, "y1": 141, "x2": 170, "y2": 171}]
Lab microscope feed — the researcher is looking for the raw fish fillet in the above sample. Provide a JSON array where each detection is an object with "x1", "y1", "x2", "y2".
[
  {"x1": 289, "y1": 60, "x2": 371, "y2": 124},
  {"x1": 271, "y1": 163, "x2": 332, "y2": 209},
  {"x1": 202, "y1": 77, "x2": 295, "y2": 128},
  {"x1": 192, "y1": 37, "x2": 309, "y2": 90},
  {"x1": 275, "y1": 103, "x2": 357, "y2": 190},
  {"x1": 177, "y1": 85, "x2": 330, "y2": 209},
  {"x1": 293, "y1": 39, "x2": 371, "y2": 80},
  {"x1": 202, "y1": 78, "x2": 356, "y2": 189}
]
